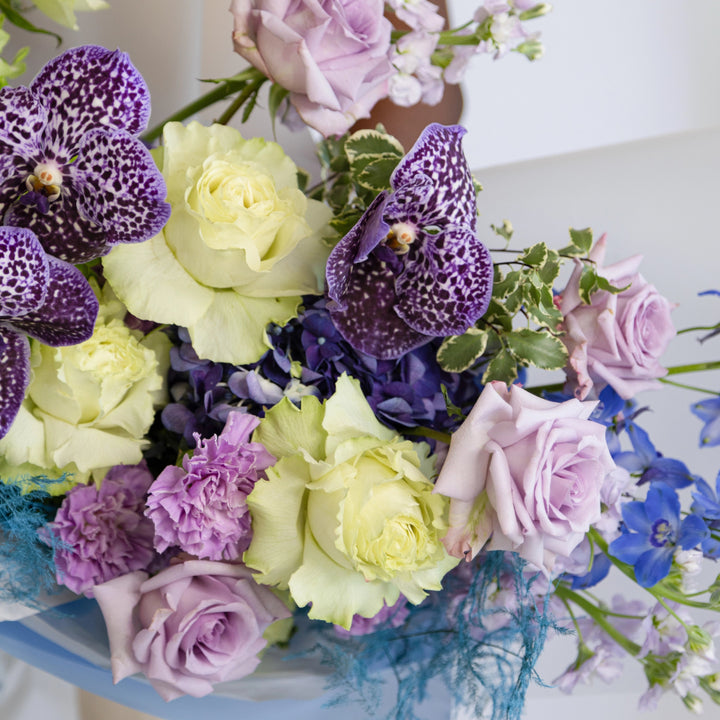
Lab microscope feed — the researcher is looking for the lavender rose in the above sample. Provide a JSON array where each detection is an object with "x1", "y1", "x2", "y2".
[
  {"x1": 93, "y1": 560, "x2": 291, "y2": 700},
  {"x1": 559, "y1": 234, "x2": 675, "y2": 401},
  {"x1": 231, "y1": 0, "x2": 393, "y2": 137},
  {"x1": 43, "y1": 462, "x2": 155, "y2": 596},
  {"x1": 145, "y1": 411, "x2": 275, "y2": 561},
  {"x1": 434, "y1": 382, "x2": 616, "y2": 574}
]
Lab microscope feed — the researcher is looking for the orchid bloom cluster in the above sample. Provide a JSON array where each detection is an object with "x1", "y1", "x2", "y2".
[{"x1": 0, "y1": 10, "x2": 719, "y2": 720}]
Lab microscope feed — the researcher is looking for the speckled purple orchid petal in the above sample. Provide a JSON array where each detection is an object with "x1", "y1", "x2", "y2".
[
  {"x1": 0, "y1": 326, "x2": 30, "y2": 437},
  {"x1": 0, "y1": 226, "x2": 49, "y2": 317},
  {"x1": 388, "y1": 123, "x2": 477, "y2": 231},
  {"x1": 30, "y1": 45, "x2": 151, "y2": 160},
  {"x1": 326, "y1": 191, "x2": 390, "y2": 309},
  {"x1": 12, "y1": 255, "x2": 98, "y2": 346},
  {"x1": 326, "y1": 122, "x2": 492, "y2": 358},
  {"x1": 0, "y1": 88, "x2": 47, "y2": 214},
  {"x1": 329, "y1": 251, "x2": 431, "y2": 359},
  {"x1": 6, "y1": 193, "x2": 105, "y2": 263},
  {"x1": 395, "y1": 225, "x2": 493, "y2": 335},
  {"x1": 0, "y1": 86, "x2": 47, "y2": 160},
  {"x1": 71, "y1": 128, "x2": 170, "y2": 245}
]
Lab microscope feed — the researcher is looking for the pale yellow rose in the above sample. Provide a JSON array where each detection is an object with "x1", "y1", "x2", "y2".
[
  {"x1": 245, "y1": 374, "x2": 457, "y2": 629},
  {"x1": 103, "y1": 122, "x2": 332, "y2": 364},
  {"x1": 0, "y1": 285, "x2": 169, "y2": 492}
]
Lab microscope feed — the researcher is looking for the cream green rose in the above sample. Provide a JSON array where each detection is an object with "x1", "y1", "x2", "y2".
[
  {"x1": 103, "y1": 121, "x2": 332, "y2": 364},
  {"x1": 244, "y1": 374, "x2": 457, "y2": 629},
  {"x1": 0, "y1": 285, "x2": 169, "y2": 492}
]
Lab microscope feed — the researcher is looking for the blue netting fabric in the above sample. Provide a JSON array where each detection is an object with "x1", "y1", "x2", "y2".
[
  {"x1": 305, "y1": 551, "x2": 555, "y2": 720},
  {"x1": 0, "y1": 477, "x2": 63, "y2": 608}
]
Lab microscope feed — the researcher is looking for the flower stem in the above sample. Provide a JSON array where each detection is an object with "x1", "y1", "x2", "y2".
[
  {"x1": 658, "y1": 377, "x2": 720, "y2": 395},
  {"x1": 216, "y1": 77, "x2": 266, "y2": 126},
  {"x1": 666, "y1": 361, "x2": 720, "y2": 376},
  {"x1": 141, "y1": 69, "x2": 266, "y2": 144},
  {"x1": 588, "y1": 529, "x2": 713, "y2": 610},
  {"x1": 677, "y1": 323, "x2": 720, "y2": 336},
  {"x1": 554, "y1": 584, "x2": 642, "y2": 656}
]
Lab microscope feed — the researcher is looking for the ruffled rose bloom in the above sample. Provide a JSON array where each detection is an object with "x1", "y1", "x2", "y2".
[
  {"x1": 559, "y1": 235, "x2": 675, "y2": 401},
  {"x1": 245, "y1": 374, "x2": 457, "y2": 629},
  {"x1": 0, "y1": 283, "x2": 169, "y2": 490},
  {"x1": 103, "y1": 122, "x2": 331, "y2": 365},
  {"x1": 231, "y1": 0, "x2": 394, "y2": 137},
  {"x1": 434, "y1": 382, "x2": 616, "y2": 575},
  {"x1": 43, "y1": 462, "x2": 155, "y2": 597},
  {"x1": 145, "y1": 412, "x2": 275, "y2": 561},
  {"x1": 94, "y1": 560, "x2": 291, "y2": 701}
]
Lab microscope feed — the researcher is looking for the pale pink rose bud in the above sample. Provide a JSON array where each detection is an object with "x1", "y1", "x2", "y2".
[{"x1": 559, "y1": 235, "x2": 675, "y2": 401}]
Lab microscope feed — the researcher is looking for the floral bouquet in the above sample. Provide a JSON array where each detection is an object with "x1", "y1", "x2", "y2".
[{"x1": 0, "y1": 2, "x2": 719, "y2": 719}]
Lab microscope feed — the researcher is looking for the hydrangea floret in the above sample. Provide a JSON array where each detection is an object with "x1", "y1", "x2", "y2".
[
  {"x1": 0, "y1": 225, "x2": 97, "y2": 438},
  {"x1": 244, "y1": 373, "x2": 458, "y2": 629},
  {"x1": 0, "y1": 45, "x2": 170, "y2": 263},
  {"x1": 326, "y1": 123, "x2": 493, "y2": 359}
]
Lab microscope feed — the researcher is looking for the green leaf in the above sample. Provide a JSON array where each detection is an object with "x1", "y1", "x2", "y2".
[
  {"x1": 483, "y1": 298, "x2": 513, "y2": 332},
  {"x1": 344, "y1": 129, "x2": 404, "y2": 163},
  {"x1": 579, "y1": 265, "x2": 598, "y2": 304},
  {"x1": 491, "y1": 219, "x2": 514, "y2": 243},
  {"x1": 492, "y1": 268, "x2": 521, "y2": 299},
  {"x1": 296, "y1": 167, "x2": 310, "y2": 193},
  {"x1": 558, "y1": 227, "x2": 593, "y2": 257},
  {"x1": 0, "y1": 2, "x2": 62, "y2": 44},
  {"x1": 506, "y1": 328, "x2": 568, "y2": 370},
  {"x1": 537, "y1": 248, "x2": 561, "y2": 285},
  {"x1": 518, "y1": 242, "x2": 548, "y2": 267},
  {"x1": 482, "y1": 347, "x2": 517, "y2": 384},
  {"x1": 268, "y1": 82, "x2": 289, "y2": 137},
  {"x1": 440, "y1": 384, "x2": 465, "y2": 420},
  {"x1": 437, "y1": 328, "x2": 489, "y2": 373},
  {"x1": 268, "y1": 83, "x2": 289, "y2": 119},
  {"x1": 355, "y1": 155, "x2": 401, "y2": 192}
]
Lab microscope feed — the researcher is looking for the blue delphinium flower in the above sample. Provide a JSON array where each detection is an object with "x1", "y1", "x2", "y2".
[
  {"x1": 0, "y1": 45, "x2": 170, "y2": 263},
  {"x1": 326, "y1": 123, "x2": 493, "y2": 359},
  {"x1": 690, "y1": 396, "x2": 720, "y2": 447},
  {"x1": 691, "y1": 471, "x2": 720, "y2": 558},
  {"x1": 609, "y1": 484, "x2": 708, "y2": 587},
  {"x1": 612, "y1": 423, "x2": 695, "y2": 489}
]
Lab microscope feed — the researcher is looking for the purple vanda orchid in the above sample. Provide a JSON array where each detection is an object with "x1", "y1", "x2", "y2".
[
  {"x1": 0, "y1": 226, "x2": 98, "y2": 437},
  {"x1": 0, "y1": 45, "x2": 170, "y2": 263},
  {"x1": 326, "y1": 123, "x2": 493, "y2": 359}
]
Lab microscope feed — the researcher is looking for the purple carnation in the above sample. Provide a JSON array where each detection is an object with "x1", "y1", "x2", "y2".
[
  {"x1": 145, "y1": 412, "x2": 275, "y2": 561},
  {"x1": 44, "y1": 462, "x2": 155, "y2": 597}
]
